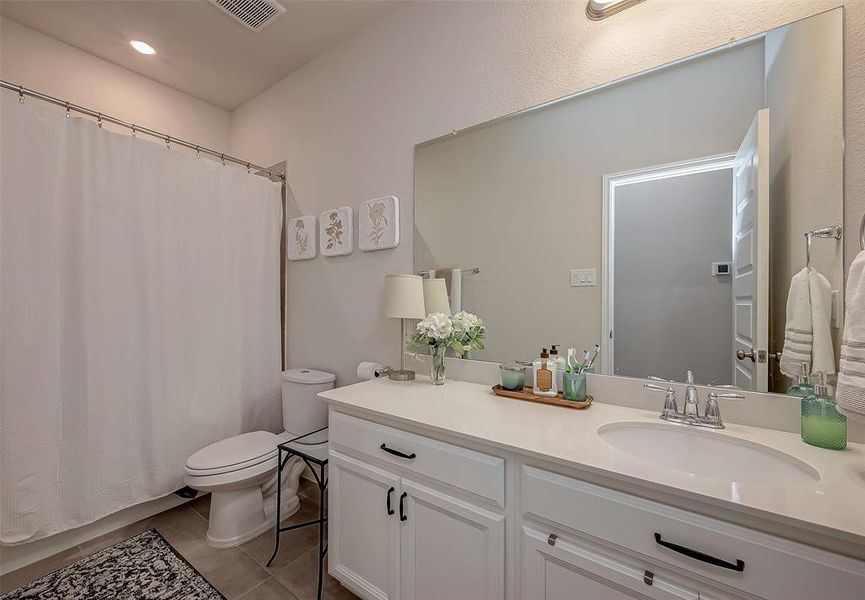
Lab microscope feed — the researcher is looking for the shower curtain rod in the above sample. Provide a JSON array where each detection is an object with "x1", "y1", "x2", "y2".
[{"x1": 1, "y1": 79, "x2": 282, "y2": 181}]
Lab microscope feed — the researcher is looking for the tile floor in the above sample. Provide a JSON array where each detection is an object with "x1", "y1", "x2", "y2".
[{"x1": 0, "y1": 479, "x2": 358, "y2": 600}]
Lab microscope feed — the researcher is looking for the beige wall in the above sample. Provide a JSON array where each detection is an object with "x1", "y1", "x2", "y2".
[
  {"x1": 414, "y1": 41, "x2": 763, "y2": 368},
  {"x1": 766, "y1": 10, "x2": 845, "y2": 389},
  {"x1": 0, "y1": 18, "x2": 230, "y2": 149},
  {"x1": 229, "y1": 1, "x2": 865, "y2": 386}
]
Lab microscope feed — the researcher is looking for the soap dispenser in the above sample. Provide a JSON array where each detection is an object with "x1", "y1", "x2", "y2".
[
  {"x1": 787, "y1": 363, "x2": 814, "y2": 398},
  {"x1": 533, "y1": 348, "x2": 558, "y2": 397},
  {"x1": 549, "y1": 345, "x2": 566, "y2": 391},
  {"x1": 801, "y1": 372, "x2": 847, "y2": 450}
]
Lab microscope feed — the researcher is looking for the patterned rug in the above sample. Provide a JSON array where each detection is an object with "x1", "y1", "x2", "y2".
[{"x1": 2, "y1": 529, "x2": 224, "y2": 600}]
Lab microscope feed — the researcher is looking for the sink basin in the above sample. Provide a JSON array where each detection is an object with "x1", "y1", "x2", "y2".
[{"x1": 597, "y1": 422, "x2": 821, "y2": 486}]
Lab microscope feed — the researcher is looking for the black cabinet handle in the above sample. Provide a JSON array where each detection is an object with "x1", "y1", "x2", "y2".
[
  {"x1": 654, "y1": 533, "x2": 744, "y2": 572},
  {"x1": 386, "y1": 487, "x2": 395, "y2": 516},
  {"x1": 380, "y1": 443, "x2": 416, "y2": 460},
  {"x1": 399, "y1": 492, "x2": 408, "y2": 522}
]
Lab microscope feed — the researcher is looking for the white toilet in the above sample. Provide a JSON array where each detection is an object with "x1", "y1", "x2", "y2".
[{"x1": 184, "y1": 368, "x2": 334, "y2": 548}]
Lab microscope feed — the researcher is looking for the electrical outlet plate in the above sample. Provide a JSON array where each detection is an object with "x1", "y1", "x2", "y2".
[{"x1": 570, "y1": 269, "x2": 596, "y2": 287}]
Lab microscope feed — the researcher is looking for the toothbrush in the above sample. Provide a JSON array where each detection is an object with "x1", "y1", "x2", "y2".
[
  {"x1": 585, "y1": 344, "x2": 600, "y2": 370},
  {"x1": 567, "y1": 348, "x2": 578, "y2": 373},
  {"x1": 580, "y1": 349, "x2": 589, "y2": 369}
]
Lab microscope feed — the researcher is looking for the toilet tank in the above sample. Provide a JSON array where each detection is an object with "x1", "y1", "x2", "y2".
[{"x1": 281, "y1": 368, "x2": 335, "y2": 435}]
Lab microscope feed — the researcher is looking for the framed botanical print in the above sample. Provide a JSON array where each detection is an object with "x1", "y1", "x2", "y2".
[
  {"x1": 319, "y1": 206, "x2": 354, "y2": 257},
  {"x1": 359, "y1": 195, "x2": 399, "y2": 251},
  {"x1": 287, "y1": 215, "x2": 317, "y2": 260}
]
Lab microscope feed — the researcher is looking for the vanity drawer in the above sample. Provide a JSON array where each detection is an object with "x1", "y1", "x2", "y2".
[
  {"x1": 329, "y1": 410, "x2": 504, "y2": 505},
  {"x1": 521, "y1": 466, "x2": 865, "y2": 600}
]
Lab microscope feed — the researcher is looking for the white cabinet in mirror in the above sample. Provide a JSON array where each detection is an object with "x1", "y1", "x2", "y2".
[{"x1": 413, "y1": 9, "x2": 844, "y2": 394}]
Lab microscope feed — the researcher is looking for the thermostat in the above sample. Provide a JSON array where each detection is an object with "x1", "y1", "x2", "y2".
[{"x1": 712, "y1": 262, "x2": 732, "y2": 277}]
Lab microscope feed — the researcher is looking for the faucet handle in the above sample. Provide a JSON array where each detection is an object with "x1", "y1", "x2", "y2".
[
  {"x1": 644, "y1": 383, "x2": 678, "y2": 418},
  {"x1": 704, "y1": 391, "x2": 745, "y2": 429},
  {"x1": 647, "y1": 375, "x2": 674, "y2": 383}
]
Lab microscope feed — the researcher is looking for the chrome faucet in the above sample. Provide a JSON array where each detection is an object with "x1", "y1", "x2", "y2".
[{"x1": 644, "y1": 372, "x2": 744, "y2": 429}]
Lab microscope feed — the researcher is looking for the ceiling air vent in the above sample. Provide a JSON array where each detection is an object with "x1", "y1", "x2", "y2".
[{"x1": 208, "y1": 0, "x2": 286, "y2": 32}]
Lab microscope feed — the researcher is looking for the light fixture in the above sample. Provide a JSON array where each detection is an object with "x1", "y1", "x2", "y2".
[
  {"x1": 129, "y1": 40, "x2": 156, "y2": 55},
  {"x1": 382, "y1": 274, "x2": 426, "y2": 381},
  {"x1": 586, "y1": 0, "x2": 645, "y2": 20}
]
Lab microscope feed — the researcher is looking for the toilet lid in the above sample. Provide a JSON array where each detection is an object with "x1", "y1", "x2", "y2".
[{"x1": 186, "y1": 431, "x2": 279, "y2": 474}]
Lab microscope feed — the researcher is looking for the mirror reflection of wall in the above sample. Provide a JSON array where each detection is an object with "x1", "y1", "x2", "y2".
[{"x1": 414, "y1": 9, "x2": 843, "y2": 394}]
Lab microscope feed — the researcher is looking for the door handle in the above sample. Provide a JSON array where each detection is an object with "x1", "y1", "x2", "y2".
[
  {"x1": 399, "y1": 492, "x2": 408, "y2": 522},
  {"x1": 380, "y1": 443, "x2": 416, "y2": 460},
  {"x1": 654, "y1": 533, "x2": 744, "y2": 572},
  {"x1": 735, "y1": 348, "x2": 756, "y2": 362},
  {"x1": 386, "y1": 487, "x2": 395, "y2": 516}
]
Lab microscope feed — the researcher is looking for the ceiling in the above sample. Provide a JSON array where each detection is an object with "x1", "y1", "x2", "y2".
[{"x1": 0, "y1": 0, "x2": 399, "y2": 110}]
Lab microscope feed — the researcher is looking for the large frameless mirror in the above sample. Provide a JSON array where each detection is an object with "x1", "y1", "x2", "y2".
[{"x1": 414, "y1": 8, "x2": 844, "y2": 393}]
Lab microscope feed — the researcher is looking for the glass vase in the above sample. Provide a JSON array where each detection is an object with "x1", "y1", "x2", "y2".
[{"x1": 430, "y1": 345, "x2": 446, "y2": 385}]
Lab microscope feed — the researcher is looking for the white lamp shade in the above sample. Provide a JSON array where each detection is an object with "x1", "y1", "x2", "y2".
[
  {"x1": 423, "y1": 278, "x2": 451, "y2": 316},
  {"x1": 383, "y1": 274, "x2": 425, "y2": 319}
]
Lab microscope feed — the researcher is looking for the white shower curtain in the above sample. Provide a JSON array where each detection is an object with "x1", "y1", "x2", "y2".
[{"x1": 0, "y1": 96, "x2": 284, "y2": 543}]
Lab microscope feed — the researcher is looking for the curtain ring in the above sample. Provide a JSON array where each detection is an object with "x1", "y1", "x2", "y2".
[
  {"x1": 131, "y1": 124, "x2": 137, "y2": 138},
  {"x1": 97, "y1": 113, "x2": 103, "y2": 128},
  {"x1": 220, "y1": 153, "x2": 225, "y2": 166},
  {"x1": 18, "y1": 86, "x2": 24, "y2": 103},
  {"x1": 165, "y1": 135, "x2": 171, "y2": 149},
  {"x1": 246, "y1": 162, "x2": 251, "y2": 174},
  {"x1": 65, "y1": 101, "x2": 70, "y2": 118},
  {"x1": 195, "y1": 145, "x2": 200, "y2": 158},
  {"x1": 268, "y1": 170, "x2": 273, "y2": 179}
]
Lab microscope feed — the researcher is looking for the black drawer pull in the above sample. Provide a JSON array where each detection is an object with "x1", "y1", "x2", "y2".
[
  {"x1": 654, "y1": 533, "x2": 745, "y2": 572},
  {"x1": 386, "y1": 487, "x2": 395, "y2": 516},
  {"x1": 399, "y1": 492, "x2": 408, "y2": 522},
  {"x1": 380, "y1": 443, "x2": 416, "y2": 460}
]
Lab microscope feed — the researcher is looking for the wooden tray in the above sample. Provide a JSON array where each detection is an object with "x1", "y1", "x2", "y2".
[{"x1": 491, "y1": 385, "x2": 593, "y2": 410}]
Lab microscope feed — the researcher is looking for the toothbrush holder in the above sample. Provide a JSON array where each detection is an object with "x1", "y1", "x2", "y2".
[{"x1": 563, "y1": 369, "x2": 591, "y2": 401}]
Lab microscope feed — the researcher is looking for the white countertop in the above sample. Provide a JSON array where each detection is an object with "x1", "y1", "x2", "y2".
[{"x1": 321, "y1": 376, "x2": 865, "y2": 551}]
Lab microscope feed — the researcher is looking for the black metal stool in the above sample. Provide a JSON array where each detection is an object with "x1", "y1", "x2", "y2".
[{"x1": 266, "y1": 426, "x2": 329, "y2": 600}]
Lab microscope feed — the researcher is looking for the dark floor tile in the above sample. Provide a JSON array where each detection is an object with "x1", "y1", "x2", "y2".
[
  {"x1": 148, "y1": 504, "x2": 210, "y2": 555},
  {"x1": 182, "y1": 541, "x2": 271, "y2": 599},
  {"x1": 274, "y1": 547, "x2": 358, "y2": 600},
  {"x1": 0, "y1": 545, "x2": 82, "y2": 594},
  {"x1": 238, "y1": 577, "x2": 301, "y2": 600},
  {"x1": 239, "y1": 502, "x2": 320, "y2": 573},
  {"x1": 190, "y1": 493, "x2": 212, "y2": 521}
]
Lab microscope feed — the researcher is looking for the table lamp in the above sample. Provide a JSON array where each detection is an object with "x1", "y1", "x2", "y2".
[
  {"x1": 422, "y1": 278, "x2": 451, "y2": 316},
  {"x1": 383, "y1": 274, "x2": 425, "y2": 380}
]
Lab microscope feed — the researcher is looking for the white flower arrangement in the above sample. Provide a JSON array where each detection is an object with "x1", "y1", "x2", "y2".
[
  {"x1": 411, "y1": 312, "x2": 454, "y2": 348},
  {"x1": 450, "y1": 311, "x2": 486, "y2": 358}
]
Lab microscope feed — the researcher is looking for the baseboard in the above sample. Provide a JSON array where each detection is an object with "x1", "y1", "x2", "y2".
[{"x1": 0, "y1": 493, "x2": 189, "y2": 575}]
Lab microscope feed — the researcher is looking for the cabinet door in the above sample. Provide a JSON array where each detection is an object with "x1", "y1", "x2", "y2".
[
  {"x1": 329, "y1": 451, "x2": 400, "y2": 600},
  {"x1": 400, "y1": 479, "x2": 505, "y2": 600},
  {"x1": 521, "y1": 527, "x2": 698, "y2": 600}
]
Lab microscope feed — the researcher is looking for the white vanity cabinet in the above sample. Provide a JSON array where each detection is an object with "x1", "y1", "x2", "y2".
[
  {"x1": 329, "y1": 411, "x2": 506, "y2": 600},
  {"x1": 326, "y1": 403, "x2": 865, "y2": 600}
]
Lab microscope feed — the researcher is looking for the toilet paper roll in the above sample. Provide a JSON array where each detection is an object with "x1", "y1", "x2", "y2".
[{"x1": 357, "y1": 361, "x2": 386, "y2": 380}]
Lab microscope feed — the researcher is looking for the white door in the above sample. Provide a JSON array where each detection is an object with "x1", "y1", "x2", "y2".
[
  {"x1": 521, "y1": 527, "x2": 699, "y2": 600},
  {"x1": 399, "y1": 478, "x2": 505, "y2": 600},
  {"x1": 329, "y1": 451, "x2": 400, "y2": 600},
  {"x1": 732, "y1": 109, "x2": 770, "y2": 391}
]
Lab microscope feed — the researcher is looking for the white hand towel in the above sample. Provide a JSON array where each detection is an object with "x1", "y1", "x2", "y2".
[
  {"x1": 450, "y1": 268, "x2": 462, "y2": 315},
  {"x1": 780, "y1": 267, "x2": 835, "y2": 378},
  {"x1": 808, "y1": 268, "x2": 836, "y2": 376},
  {"x1": 837, "y1": 251, "x2": 865, "y2": 422},
  {"x1": 780, "y1": 268, "x2": 814, "y2": 377}
]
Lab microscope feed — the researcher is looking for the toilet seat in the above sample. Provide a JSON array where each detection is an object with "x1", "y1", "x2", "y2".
[{"x1": 185, "y1": 431, "x2": 279, "y2": 477}]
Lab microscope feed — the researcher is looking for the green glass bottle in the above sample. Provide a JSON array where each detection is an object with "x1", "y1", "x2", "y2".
[
  {"x1": 801, "y1": 372, "x2": 847, "y2": 450},
  {"x1": 787, "y1": 363, "x2": 814, "y2": 398}
]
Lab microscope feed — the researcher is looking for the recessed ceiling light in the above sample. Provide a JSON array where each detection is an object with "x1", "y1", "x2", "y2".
[
  {"x1": 129, "y1": 40, "x2": 156, "y2": 55},
  {"x1": 586, "y1": 0, "x2": 645, "y2": 20}
]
